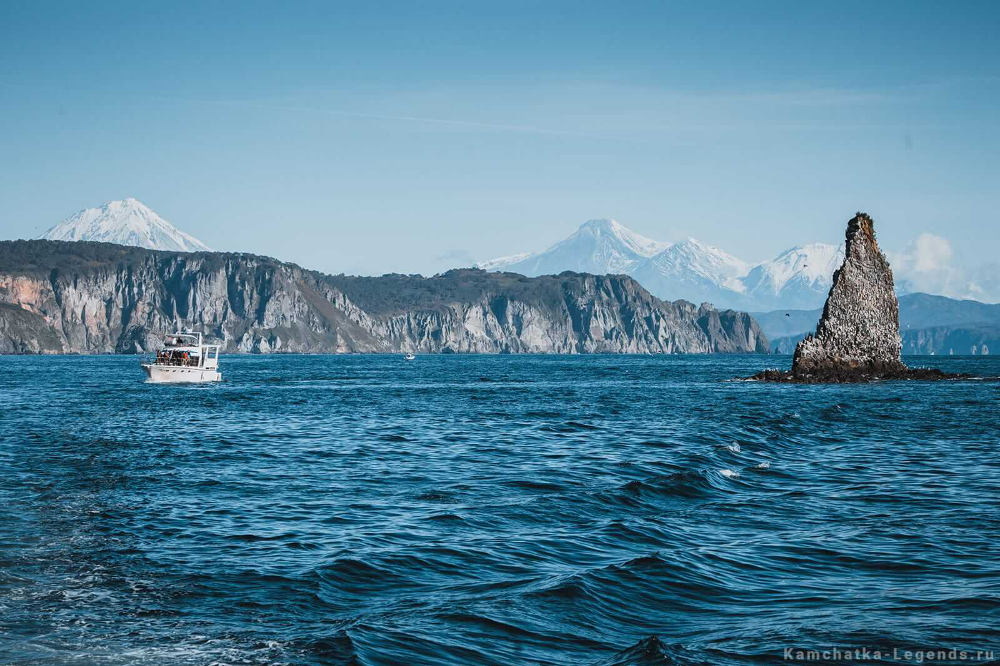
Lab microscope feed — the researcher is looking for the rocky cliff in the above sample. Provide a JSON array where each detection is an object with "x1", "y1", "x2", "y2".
[
  {"x1": 0, "y1": 240, "x2": 770, "y2": 355},
  {"x1": 753, "y1": 213, "x2": 961, "y2": 381}
]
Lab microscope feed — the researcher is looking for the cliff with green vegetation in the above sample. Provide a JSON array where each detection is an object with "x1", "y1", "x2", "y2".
[{"x1": 0, "y1": 240, "x2": 770, "y2": 355}]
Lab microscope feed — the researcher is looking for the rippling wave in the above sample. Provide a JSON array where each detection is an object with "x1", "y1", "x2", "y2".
[{"x1": 1, "y1": 354, "x2": 999, "y2": 665}]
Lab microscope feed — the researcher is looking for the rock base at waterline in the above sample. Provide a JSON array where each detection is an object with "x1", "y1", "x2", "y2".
[{"x1": 749, "y1": 363, "x2": 968, "y2": 383}]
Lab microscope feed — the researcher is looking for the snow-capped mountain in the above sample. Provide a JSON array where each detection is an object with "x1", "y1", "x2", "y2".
[
  {"x1": 482, "y1": 219, "x2": 669, "y2": 276},
  {"x1": 478, "y1": 219, "x2": 841, "y2": 310},
  {"x1": 740, "y1": 243, "x2": 843, "y2": 310},
  {"x1": 632, "y1": 238, "x2": 750, "y2": 308},
  {"x1": 40, "y1": 198, "x2": 211, "y2": 252},
  {"x1": 474, "y1": 252, "x2": 534, "y2": 272}
]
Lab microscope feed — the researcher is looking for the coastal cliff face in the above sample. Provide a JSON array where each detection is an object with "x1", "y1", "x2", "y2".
[
  {"x1": 791, "y1": 213, "x2": 906, "y2": 377},
  {"x1": 0, "y1": 240, "x2": 770, "y2": 355}
]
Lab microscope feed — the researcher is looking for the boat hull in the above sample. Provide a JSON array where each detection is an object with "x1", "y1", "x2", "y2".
[{"x1": 142, "y1": 364, "x2": 221, "y2": 384}]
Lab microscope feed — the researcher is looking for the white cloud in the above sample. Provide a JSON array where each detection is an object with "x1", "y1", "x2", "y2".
[
  {"x1": 890, "y1": 234, "x2": 999, "y2": 303},
  {"x1": 909, "y1": 233, "x2": 953, "y2": 271}
]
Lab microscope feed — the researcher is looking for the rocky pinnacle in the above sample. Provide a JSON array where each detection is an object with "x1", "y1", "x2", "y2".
[
  {"x1": 792, "y1": 212, "x2": 906, "y2": 378},
  {"x1": 752, "y1": 212, "x2": 964, "y2": 382}
]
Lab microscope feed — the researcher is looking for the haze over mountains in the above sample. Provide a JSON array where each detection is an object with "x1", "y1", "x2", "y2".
[
  {"x1": 27, "y1": 201, "x2": 997, "y2": 313},
  {"x1": 39, "y1": 199, "x2": 211, "y2": 253},
  {"x1": 33, "y1": 202, "x2": 840, "y2": 311},
  {"x1": 479, "y1": 219, "x2": 845, "y2": 311}
]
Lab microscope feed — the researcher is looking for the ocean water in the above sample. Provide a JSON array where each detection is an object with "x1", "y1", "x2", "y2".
[{"x1": 2, "y1": 354, "x2": 999, "y2": 666}]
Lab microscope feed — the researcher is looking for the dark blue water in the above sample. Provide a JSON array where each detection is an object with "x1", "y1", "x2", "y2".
[{"x1": 2, "y1": 354, "x2": 999, "y2": 665}]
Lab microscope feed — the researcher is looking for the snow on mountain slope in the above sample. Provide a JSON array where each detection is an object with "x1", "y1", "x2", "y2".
[
  {"x1": 640, "y1": 238, "x2": 748, "y2": 287},
  {"x1": 632, "y1": 238, "x2": 751, "y2": 307},
  {"x1": 474, "y1": 252, "x2": 534, "y2": 272},
  {"x1": 581, "y1": 218, "x2": 670, "y2": 258},
  {"x1": 477, "y1": 219, "x2": 848, "y2": 310},
  {"x1": 477, "y1": 219, "x2": 669, "y2": 276},
  {"x1": 40, "y1": 198, "x2": 211, "y2": 252},
  {"x1": 739, "y1": 243, "x2": 843, "y2": 310}
]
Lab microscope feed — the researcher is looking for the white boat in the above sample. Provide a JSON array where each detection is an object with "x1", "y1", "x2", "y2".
[
  {"x1": 404, "y1": 353, "x2": 416, "y2": 361},
  {"x1": 141, "y1": 331, "x2": 222, "y2": 383}
]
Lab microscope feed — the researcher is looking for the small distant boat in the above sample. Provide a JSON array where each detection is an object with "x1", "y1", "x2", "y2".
[
  {"x1": 403, "y1": 353, "x2": 416, "y2": 361},
  {"x1": 141, "y1": 331, "x2": 222, "y2": 383}
]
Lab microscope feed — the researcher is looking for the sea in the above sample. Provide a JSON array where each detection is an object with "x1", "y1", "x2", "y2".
[{"x1": 2, "y1": 354, "x2": 998, "y2": 666}]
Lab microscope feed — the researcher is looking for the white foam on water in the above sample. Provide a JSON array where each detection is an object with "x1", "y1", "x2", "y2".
[{"x1": 720, "y1": 469, "x2": 740, "y2": 478}]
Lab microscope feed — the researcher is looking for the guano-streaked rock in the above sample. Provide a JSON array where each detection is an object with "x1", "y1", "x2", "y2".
[
  {"x1": 792, "y1": 212, "x2": 906, "y2": 378},
  {"x1": 753, "y1": 213, "x2": 964, "y2": 382}
]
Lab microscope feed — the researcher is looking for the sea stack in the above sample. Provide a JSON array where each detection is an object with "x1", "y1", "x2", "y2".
[
  {"x1": 792, "y1": 212, "x2": 906, "y2": 379},
  {"x1": 753, "y1": 212, "x2": 962, "y2": 382}
]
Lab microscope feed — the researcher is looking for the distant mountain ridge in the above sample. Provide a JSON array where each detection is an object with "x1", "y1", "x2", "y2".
[
  {"x1": 478, "y1": 219, "x2": 843, "y2": 311},
  {"x1": 485, "y1": 219, "x2": 670, "y2": 277},
  {"x1": 754, "y1": 293, "x2": 1000, "y2": 356},
  {"x1": 39, "y1": 198, "x2": 211, "y2": 253},
  {"x1": 630, "y1": 237, "x2": 749, "y2": 309},
  {"x1": 740, "y1": 243, "x2": 845, "y2": 310}
]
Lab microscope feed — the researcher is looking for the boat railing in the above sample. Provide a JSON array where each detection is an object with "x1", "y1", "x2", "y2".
[{"x1": 152, "y1": 343, "x2": 221, "y2": 369}]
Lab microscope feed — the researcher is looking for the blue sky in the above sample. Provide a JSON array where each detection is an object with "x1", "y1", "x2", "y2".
[{"x1": 1, "y1": 1, "x2": 998, "y2": 278}]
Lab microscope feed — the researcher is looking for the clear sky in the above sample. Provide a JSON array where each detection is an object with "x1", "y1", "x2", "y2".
[{"x1": 1, "y1": 1, "x2": 997, "y2": 279}]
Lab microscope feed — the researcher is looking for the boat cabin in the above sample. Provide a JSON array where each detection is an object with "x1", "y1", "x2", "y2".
[{"x1": 154, "y1": 332, "x2": 220, "y2": 369}]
